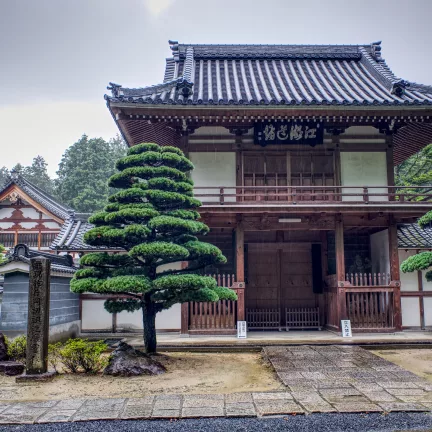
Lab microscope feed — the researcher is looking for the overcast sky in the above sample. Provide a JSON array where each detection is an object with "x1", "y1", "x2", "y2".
[{"x1": 1, "y1": 0, "x2": 431, "y2": 176}]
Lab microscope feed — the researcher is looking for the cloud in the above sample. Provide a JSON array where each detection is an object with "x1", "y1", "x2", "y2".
[
  {"x1": 0, "y1": 101, "x2": 119, "y2": 176},
  {"x1": 144, "y1": 0, "x2": 175, "y2": 16}
]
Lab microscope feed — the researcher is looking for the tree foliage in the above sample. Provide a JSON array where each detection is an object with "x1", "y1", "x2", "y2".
[
  {"x1": 70, "y1": 142, "x2": 236, "y2": 353},
  {"x1": 56, "y1": 134, "x2": 127, "y2": 212}
]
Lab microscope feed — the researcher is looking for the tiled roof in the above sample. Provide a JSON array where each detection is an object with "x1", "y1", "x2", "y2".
[
  {"x1": 398, "y1": 223, "x2": 432, "y2": 249},
  {"x1": 106, "y1": 41, "x2": 432, "y2": 107},
  {"x1": 50, "y1": 214, "x2": 122, "y2": 251},
  {"x1": 1, "y1": 173, "x2": 73, "y2": 221},
  {"x1": 1, "y1": 244, "x2": 77, "y2": 274}
]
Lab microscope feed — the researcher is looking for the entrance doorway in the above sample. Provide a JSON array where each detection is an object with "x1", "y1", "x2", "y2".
[{"x1": 245, "y1": 242, "x2": 321, "y2": 330}]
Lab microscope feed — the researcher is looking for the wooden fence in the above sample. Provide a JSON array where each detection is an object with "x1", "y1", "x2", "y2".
[
  {"x1": 346, "y1": 272, "x2": 390, "y2": 286},
  {"x1": 285, "y1": 307, "x2": 321, "y2": 330},
  {"x1": 188, "y1": 273, "x2": 237, "y2": 332},
  {"x1": 246, "y1": 308, "x2": 281, "y2": 330}
]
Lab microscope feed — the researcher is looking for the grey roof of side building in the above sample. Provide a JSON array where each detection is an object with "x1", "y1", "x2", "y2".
[
  {"x1": 1, "y1": 244, "x2": 77, "y2": 274},
  {"x1": 50, "y1": 213, "x2": 122, "y2": 251},
  {"x1": 105, "y1": 41, "x2": 432, "y2": 107},
  {"x1": 398, "y1": 224, "x2": 432, "y2": 249},
  {"x1": 1, "y1": 173, "x2": 73, "y2": 221}
]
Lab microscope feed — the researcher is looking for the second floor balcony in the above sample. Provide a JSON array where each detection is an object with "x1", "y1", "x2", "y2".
[{"x1": 193, "y1": 186, "x2": 432, "y2": 208}]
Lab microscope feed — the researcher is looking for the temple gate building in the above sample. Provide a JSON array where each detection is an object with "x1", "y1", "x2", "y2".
[{"x1": 103, "y1": 40, "x2": 432, "y2": 335}]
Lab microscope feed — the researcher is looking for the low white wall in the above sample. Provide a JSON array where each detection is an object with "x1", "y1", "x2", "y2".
[
  {"x1": 81, "y1": 300, "x2": 112, "y2": 331},
  {"x1": 399, "y1": 250, "x2": 418, "y2": 291},
  {"x1": 401, "y1": 297, "x2": 421, "y2": 327},
  {"x1": 341, "y1": 152, "x2": 388, "y2": 202},
  {"x1": 190, "y1": 152, "x2": 236, "y2": 202}
]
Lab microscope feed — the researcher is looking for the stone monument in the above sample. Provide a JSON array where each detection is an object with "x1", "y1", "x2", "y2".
[{"x1": 16, "y1": 256, "x2": 55, "y2": 381}]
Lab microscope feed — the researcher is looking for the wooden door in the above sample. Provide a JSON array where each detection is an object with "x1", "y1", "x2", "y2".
[
  {"x1": 246, "y1": 246, "x2": 279, "y2": 309},
  {"x1": 280, "y1": 243, "x2": 315, "y2": 309}
]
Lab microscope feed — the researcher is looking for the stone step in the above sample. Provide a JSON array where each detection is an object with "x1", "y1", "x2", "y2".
[{"x1": 0, "y1": 361, "x2": 25, "y2": 376}]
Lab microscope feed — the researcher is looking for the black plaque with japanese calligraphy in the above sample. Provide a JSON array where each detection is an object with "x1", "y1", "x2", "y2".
[{"x1": 254, "y1": 121, "x2": 324, "y2": 146}]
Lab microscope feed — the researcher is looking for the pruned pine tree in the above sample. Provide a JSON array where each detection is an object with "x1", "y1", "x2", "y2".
[
  {"x1": 401, "y1": 210, "x2": 432, "y2": 281},
  {"x1": 70, "y1": 143, "x2": 237, "y2": 353}
]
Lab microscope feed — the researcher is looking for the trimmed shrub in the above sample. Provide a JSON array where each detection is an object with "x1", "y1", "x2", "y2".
[{"x1": 7, "y1": 335, "x2": 27, "y2": 364}]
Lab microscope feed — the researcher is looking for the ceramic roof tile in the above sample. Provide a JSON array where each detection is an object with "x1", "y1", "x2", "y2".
[{"x1": 106, "y1": 41, "x2": 432, "y2": 107}]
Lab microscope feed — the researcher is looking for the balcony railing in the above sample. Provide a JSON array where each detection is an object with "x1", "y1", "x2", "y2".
[{"x1": 193, "y1": 186, "x2": 432, "y2": 205}]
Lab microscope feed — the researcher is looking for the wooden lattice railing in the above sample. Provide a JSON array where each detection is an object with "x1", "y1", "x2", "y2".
[
  {"x1": 345, "y1": 272, "x2": 390, "y2": 286},
  {"x1": 188, "y1": 273, "x2": 237, "y2": 332}
]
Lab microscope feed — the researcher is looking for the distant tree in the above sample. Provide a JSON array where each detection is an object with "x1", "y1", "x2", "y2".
[
  {"x1": 396, "y1": 143, "x2": 432, "y2": 193},
  {"x1": 0, "y1": 244, "x2": 7, "y2": 263},
  {"x1": 56, "y1": 134, "x2": 127, "y2": 212},
  {"x1": 0, "y1": 167, "x2": 9, "y2": 187},
  {"x1": 70, "y1": 143, "x2": 236, "y2": 353},
  {"x1": 21, "y1": 156, "x2": 55, "y2": 195}
]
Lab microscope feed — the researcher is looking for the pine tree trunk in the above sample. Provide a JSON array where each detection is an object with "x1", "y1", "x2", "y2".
[{"x1": 142, "y1": 302, "x2": 157, "y2": 354}]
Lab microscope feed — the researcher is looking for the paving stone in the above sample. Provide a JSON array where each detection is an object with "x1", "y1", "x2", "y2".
[
  {"x1": 225, "y1": 403, "x2": 256, "y2": 417},
  {"x1": 300, "y1": 372, "x2": 327, "y2": 380},
  {"x1": 183, "y1": 397, "x2": 224, "y2": 408},
  {"x1": 420, "y1": 402, "x2": 432, "y2": 410},
  {"x1": 126, "y1": 396, "x2": 155, "y2": 406},
  {"x1": 16, "y1": 401, "x2": 58, "y2": 409},
  {"x1": 278, "y1": 372, "x2": 303, "y2": 380},
  {"x1": 300, "y1": 402, "x2": 337, "y2": 413},
  {"x1": 252, "y1": 392, "x2": 293, "y2": 400},
  {"x1": 386, "y1": 388, "x2": 427, "y2": 396},
  {"x1": 292, "y1": 393, "x2": 327, "y2": 403},
  {"x1": 416, "y1": 383, "x2": 432, "y2": 391},
  {"x1": 225, "y1": 393, "x2": 253, "y2": 403},
  {"x1": 378, "y1": 381, "x2": 420, "y2": 389},
  {"x1": 0, "y1": 411, "x2": 47, "y2": 424},
  {"x1": 121, "y1": 405, "x2": 152, "y2": 419},
  {"x1": 73, "y1": 409, "x2": 121, "y2": 421},
  {"x1": 361, "y1": 391, "x2": 398, "y2": 402},
  {"x1": 351, "y1": 383, "x2": 384, "y2": 392},
  {"x1": 397, "y1": 394, "x2": 432, "y2": 403},
  {"x1": 315, "y1": 381, "x2": 353, "y2": 389},
  {"x1": 324, "y1": 395, "x2": 371, "y2": 404},
  {"x1": 37, "y1": 410, "x2": 76, "y2": 423},
  {"x1": 83, "y1": 398, "x2": 125, "y2": 410},
  {"x1": 181, "y1": 407, "x2": 224, "y2": 418},
  {"x1": 255, "y1": 400, "x2": 304, "y2": 416},
  {"x1": 333, "y1": 402, "x2": 383, "y2": 412},
  {"x1": 0, "y1": 404, "x2": 13, "y2": 414},
  {"x1": 54, "y1": 399, "x2": 87, "y2": 410},
  {"x1": 379, "y1": 402, "x2": 427, "y2": 412},
  {"x1": 319, "y1": 388, "x2": 362, "y2": 397},
  {"x1": 154, "y1": 395, "x2": 181, "y2": 410},
  {"x1": 151, "y1": 409, "x2": 180, "y2": 419}
]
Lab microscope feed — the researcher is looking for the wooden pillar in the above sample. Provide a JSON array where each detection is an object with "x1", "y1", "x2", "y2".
[
  {"x1": 418, "y1": 270, "x2": 425, "y2": 329},
  {"x1": 386, "y1": 134, "x2": 395, "y2": 201},
  {"x1": 235, "y1": 219, "x2": 245, "y2": 321},
  {"x1": 389, "y1": 217, "x2": 402, "y2": 330},
  {"x1": 335, "y1": 215, "x2": 345, "y2": 282},
  {"x1": 335, "y1": 215, "x2": 346, "y2": 325},
  {"x1": 180, "y1": 260, "x2": 189, "y2": 336}
]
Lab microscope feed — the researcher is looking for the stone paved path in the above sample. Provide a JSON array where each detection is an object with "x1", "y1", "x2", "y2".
[{"x1": 1, "y1": 345, "x2": 432, "y2": 424}]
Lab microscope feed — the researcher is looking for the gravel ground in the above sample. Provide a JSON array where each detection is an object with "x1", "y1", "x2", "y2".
[{"x1": 1, "y1": 413, "x2": 432, "y2": 432}]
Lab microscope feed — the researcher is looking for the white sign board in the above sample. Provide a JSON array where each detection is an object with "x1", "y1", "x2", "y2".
[
  {"x1": 341, "y1": 320, "x2": 352, "y2": 338},
  {"x1": 237, "y1": 321, "x2": 247, "y2": 339}
]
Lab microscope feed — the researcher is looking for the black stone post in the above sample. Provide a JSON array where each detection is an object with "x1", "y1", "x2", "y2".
[{"x1": 26, "y1": 257, "x2": 51, "y2": 375}]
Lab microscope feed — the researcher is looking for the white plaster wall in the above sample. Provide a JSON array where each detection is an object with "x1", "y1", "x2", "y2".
[
  {"x1": 190, "y1": 152, "x2": 236, "y2": 202},
  {"x1": 0, "y1": 208, "x2": 13, "y2": 218},
  {"x1": 341, "y1": 152, "x2": 388, "y2": 202},
  {"x1": 370, "y1": 230, "x2": 390, "y2": 275},
  {"x1": 43, "y1": 222, "x2": 62, "y2": 229},
  {"x1": 0, "y1": 222, "x2": 14, "y2": 229},
  {"x1": 424, "y1": 298, "x2": 432, "y2": 326},
  {"x1": 19, "y1": 222, "x2": 38, "y2": 229},
  {"x1": 81, "y1": 300, "x2": 112, "y2": 330},
  {"x1": 399, "y1": 250, "x2": 419, "y2": 291},
  {"x1": 401, "y1": 297, "x2": 421, "y2": 327},
  {"x1": 422, "y1": 269, "x2": 432, "y2": 291},
  {"x1": 21, "y1": 208, "x2": 40, "y2": 218}
]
